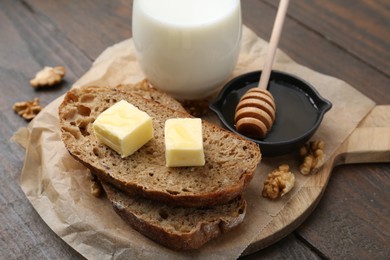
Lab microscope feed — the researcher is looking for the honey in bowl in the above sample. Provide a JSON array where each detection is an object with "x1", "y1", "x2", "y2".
[{"x1": 210, "y1": 71, "x2": 332, "y2": 157}]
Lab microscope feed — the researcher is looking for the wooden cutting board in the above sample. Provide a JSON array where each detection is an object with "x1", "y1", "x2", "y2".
[{"x1": 243, "y1": 105, "x2": 390, "y2": 255}]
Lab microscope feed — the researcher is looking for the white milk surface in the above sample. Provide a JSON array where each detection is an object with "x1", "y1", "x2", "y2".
[{"x1": 132, "y1": 0, "x2": 242, "y2": 99}]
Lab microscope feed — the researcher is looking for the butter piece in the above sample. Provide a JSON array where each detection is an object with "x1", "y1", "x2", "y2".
[
  {"x1": 93, "y1": 100, "x2": 153, "y2": 158},
  {"x1": 165, "y1": 118, "x2": 205, "y2": 167}
]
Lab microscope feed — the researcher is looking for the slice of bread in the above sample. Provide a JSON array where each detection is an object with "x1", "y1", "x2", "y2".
[
  {"x1": 59, "y1": 82, "x2": 261, "y2": 207},
  {"x1": 102, "y1": 82, "x2": 247, "y2": 249},
  {"x1": 101, "y1": 181, "x2": 246, "y2": 250}
]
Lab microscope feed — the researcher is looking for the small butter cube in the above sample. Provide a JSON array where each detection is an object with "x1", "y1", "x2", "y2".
[
  {"x1": 165, "y1": 118, "x2": 205, "y2": 167},
  {"x1": 92, "y1": 100, "x2": 153, "y2": 158}
]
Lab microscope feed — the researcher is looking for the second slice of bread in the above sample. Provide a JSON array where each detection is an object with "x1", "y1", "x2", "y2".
[
  {"x1": 59, "y1": 83, "x2": 261, "y2": 207},
  {"x1": 101, "y1": 181, "x2": 246, "y2": 250}
]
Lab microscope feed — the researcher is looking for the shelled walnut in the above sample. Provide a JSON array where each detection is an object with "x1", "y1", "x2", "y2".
[
  {"x1": 30, "y1": 66, "x2": 66, "y2": 88},
  {"x1": 262, "y1": 164, "x2": 295, "y2": 199},
  {"x1": 299, "y1": 140, "x2": 325, "y2": 175},
  {"x1": 90, "y1": 174, "x2": 103, "y2": 198},
  {"x1": 12, "y1": 97, "x2": 42, "y2": 120}
]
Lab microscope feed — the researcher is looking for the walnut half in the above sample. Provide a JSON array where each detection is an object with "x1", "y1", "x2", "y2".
[
  {"x1": 13, "y1": 97, "x2": 42, "y2": 120},
  {"x1": 90, "y1": 174, "x2": 103, "y2": 198},
  {"x1": 262, "y1": 164, "x2": 295, "y2": 199},
  {"x1": 299, "y1": 140, "x2": 325, "y2": 175},
  {"x1": 30, "y1": 66, "x2": 66, "y2": 88}
]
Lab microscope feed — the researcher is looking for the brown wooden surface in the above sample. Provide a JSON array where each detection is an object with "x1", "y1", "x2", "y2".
[{"x1": 1, "y1": 0, "x2": 389, "y2": 259}]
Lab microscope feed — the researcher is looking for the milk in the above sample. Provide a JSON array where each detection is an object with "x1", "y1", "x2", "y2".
[{"x1": 132, "y1": 0, "x2": 242, "y2": 99}]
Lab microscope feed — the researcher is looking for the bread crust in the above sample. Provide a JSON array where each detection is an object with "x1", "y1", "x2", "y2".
[{"x1": 59, "y1": 84, "x2": 261, "y2": 207}]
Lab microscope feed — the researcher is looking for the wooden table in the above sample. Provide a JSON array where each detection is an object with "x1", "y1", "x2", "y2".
[{"x1": 1, "y1": 0, "x2": 389, "y2": 259}]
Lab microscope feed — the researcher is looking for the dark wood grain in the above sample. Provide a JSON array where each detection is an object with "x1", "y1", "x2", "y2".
[
  {"x1": 24, "y1": 0, "x2": 133, "y2": 60},
  {"x1": 297, "y1": 163, "x2": 390, "y2": 259},
  {"x1": 242, "y1": 0, "x2": 390, "y2": 105},
  {"x1": 1, "y1": 0, "x2": 389, "y2": 259},
  {"x1": 0, "y1": 0, "x2": 89, "y2": 259},
  {"x1": 267, "y1": 0, "x2": 390, "y2": 76},
  {"x1": 241, "y1": 234, "x2": 322, "y2": 260}
]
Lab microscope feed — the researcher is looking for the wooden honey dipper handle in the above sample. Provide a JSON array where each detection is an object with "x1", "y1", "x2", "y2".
[
  {"x1": 258, "y1": 0, "x2": 290, "y2": 90},
  {"x1": 235, "y1": 0, "x2": 289, "y2": 139}
]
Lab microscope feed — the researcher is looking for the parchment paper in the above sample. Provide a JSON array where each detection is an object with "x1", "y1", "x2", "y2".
[{"x1": 12, "y1": 26, "x2": 374, "y2": 259}]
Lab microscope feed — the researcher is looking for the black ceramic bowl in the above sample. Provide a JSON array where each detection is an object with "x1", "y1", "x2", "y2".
[{"x1": 210, "y1": 70, "x2": 332, "y2": 157}]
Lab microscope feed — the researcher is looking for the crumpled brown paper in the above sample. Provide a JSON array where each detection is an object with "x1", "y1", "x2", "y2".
[{"x1": 12, "y1": 26, "x2": 374, "y2": 259}]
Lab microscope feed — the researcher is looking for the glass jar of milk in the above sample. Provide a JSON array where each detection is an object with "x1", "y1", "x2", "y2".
[{"x1": 132, "y1": 0, "x2": 242, "y2": 100}]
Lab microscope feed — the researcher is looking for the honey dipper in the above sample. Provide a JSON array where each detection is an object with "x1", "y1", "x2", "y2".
[{"x1": 235, "y1": 0, "x2": 290, "y2": 139}]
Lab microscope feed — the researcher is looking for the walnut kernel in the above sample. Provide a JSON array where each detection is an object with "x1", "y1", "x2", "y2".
[
  {"x1": 299, "y1": 140, "x2": 325, "y2": 175},
  {"x1": 90, "y1": 174, "x2": 103, "y2": 198},
  {"x1": 262, "y1": 164, "x2": 295, "y2": 199},
  {"x1": 30, "y1": 66, "x2": 66, "y2": 88},
  {"x1": 13, "y1": 97, "x2": 42, "y2": 120}
]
